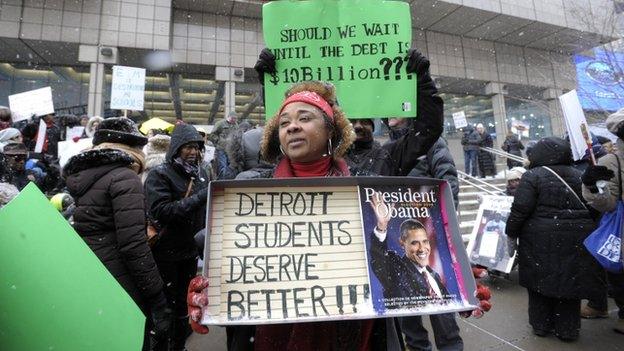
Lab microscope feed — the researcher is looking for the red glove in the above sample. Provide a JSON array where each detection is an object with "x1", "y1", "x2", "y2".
[
  {"x1": 187, "y1": 275, "x2": 209, "y2": 334},
  {"x1": 461, "y1": 267, "x2": 492, "y2": 318}
]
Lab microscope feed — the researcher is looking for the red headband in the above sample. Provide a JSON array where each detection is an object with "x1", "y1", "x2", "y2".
[{"x1": 278, "y1": 91, "x2": 334, "y2": 120}]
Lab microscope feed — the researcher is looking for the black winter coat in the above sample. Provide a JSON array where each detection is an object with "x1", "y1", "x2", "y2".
[
  {"x1": 408, "y1": 137, "x2": 459, "y2": 208},
  {"x1": 64, "y1": 148, "x2": 163, "y2": 309},
  {"x1": 506, "y1": 137, "x2": 604, "y2": 299},
  {"x1": 346, "y1": 69, "x2": 443, "y2": 177},
  {"x1": 477, "y1": 132, "x2": 496, "y2": 176},
  {"x1": 502, "y1": 135, "x2": 524, "y2": 168},
  {"x1": 145, "y1": 124, "x2": 209, "y2": 262}
]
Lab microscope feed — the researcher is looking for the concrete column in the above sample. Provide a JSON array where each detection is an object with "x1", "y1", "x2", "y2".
[
  {"x1": 88, "y1": 62, "x2": 105, "y2": 117},
  {"x1": 486, "y1": 82, "x2": 508, "y2": 140},
  {"x1": 543, "y1": 88, "x2": 565, "y2": 138},
  {"x1": 224, "y1": 81, "x2": 236, "y2": 117}
]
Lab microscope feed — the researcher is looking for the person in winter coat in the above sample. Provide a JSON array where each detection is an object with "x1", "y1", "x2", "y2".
[
  {"x1": 408, "y1": 137, "x2": 459, "y2": 209},
  {"x1": 344, "y1": 118, "x2": 393, "y2": 176},
  {"x1": 1, "y1": 143, "x2": 37, "y2": 190},
  {"x1": 63, "y1": 117, "x2": 170, "y2": 350},
  {"x1": 142, "y1": 134, "x2": 171, "y2": 183},
  {"x1": 506, "y1": 137, "x2": 605, "y2": 341},
  {"x1": 210, "y1": 111, "x2": 239, "y2": 149},
  {"x1": 22, "y1": 114, "x2": 61, "y2": 158},
  {"x1": 501, "y1": 132, "x2": 524, "y2": 169},
  {"x1": 476, "y1": 124, "x2": 496, "y2": 177},
  {"x1": 581, "y1": 108, "x2": 624, "y2": 334},
  {"x1": 144, "y1": 124, "x2": 210, "y2": 350},
  {"x1": 221, "y1": 127, "x2": 274, "y2": 180},
  {"x1": 461, "y1": 125, "x2": 480, "y2": 176}
]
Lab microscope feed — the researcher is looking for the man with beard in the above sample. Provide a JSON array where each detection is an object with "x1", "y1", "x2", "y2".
[{"x1": 145, "y1": 124, "x2": 210, "y2": 350}]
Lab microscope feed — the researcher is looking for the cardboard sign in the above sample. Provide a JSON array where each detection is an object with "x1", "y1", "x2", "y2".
[
  {"x1": 262, "y1": 0, "x2": 416, "y2": 119},
  {"x1": 8, "y1": 87, "x2": 55, "y2": 122},
  {"x1": 466, "y1": 195, "x2": 516, "y2": 273},
  {"x1": 110, "y1": 65, "x2": 146, "y2": 111},
  {"x1": 201, "y1": 177, "x2": 477, "y2": 325},
  {"x1": 452, "y1": 111, "x2": 467, "y2": 129},
  {"x1": 0, "y1": 184, "x2": 144, "y2": 350},
  {"x1": 559, "y1": 89, "x2": 590, "y2": 161}
]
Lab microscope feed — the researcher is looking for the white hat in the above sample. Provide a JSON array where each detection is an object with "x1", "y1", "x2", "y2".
[{"x1": 506, "y1": 167, "x2": 526, "y2": 181}]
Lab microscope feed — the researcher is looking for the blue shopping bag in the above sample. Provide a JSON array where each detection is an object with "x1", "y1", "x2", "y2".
[{"x1": 584, "y1": 201, "x2": 624, "y2": 273}]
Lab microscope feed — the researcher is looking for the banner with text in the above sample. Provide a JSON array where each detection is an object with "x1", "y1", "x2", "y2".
[
  {"x1": 110, "y1": 65, "x2": 146, "y2": 111},
  {"x1": 201, "y1": 178, "x2": 477, "y2": 325},
  {"x1": 466, "y1": 195, "x2": 516, "y2": 274},
  {"x1": 262, "y1": 0, "x2": 416, "y2": 119}
]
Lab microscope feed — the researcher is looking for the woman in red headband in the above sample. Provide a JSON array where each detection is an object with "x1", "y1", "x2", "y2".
[{"x1": 260, "y1": 81, "x2": 354, "y2": 177}]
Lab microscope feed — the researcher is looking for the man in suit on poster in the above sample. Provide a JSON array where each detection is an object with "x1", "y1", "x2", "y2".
[{"x1": 369, "y1": 193, "x2": 450, "y2": 306}]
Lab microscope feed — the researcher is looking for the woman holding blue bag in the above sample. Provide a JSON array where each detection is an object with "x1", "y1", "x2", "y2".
[{"x1": 582, "y1": 108, "x2": 624, "y2": 335}]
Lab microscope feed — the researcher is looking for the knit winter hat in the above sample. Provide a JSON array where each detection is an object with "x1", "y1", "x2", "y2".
[
  {"x1": 506, "y1": 166, "x2": 526, "y2": 181},
  {"x1": 606, "y1": 108, "x2": 624, "y2": 134},
  {"x1": 93, "y1": 117, "x2": 147, "y2": 147}
]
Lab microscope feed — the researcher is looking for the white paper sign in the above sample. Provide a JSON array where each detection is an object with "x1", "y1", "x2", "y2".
[
  {"x1": 34, "y1": 119, "x2": 47, "y2": 153},
  {"x1": 452, "y1": 111, "x2": 468, "y2": 129},
  {"x1": 66, "y1": 126, "x2": 85, "y2": 140},
  {"x1": 559, "y1": 90, "x2": 589, "y2": 161},
  {"x1": 8, "y1": 87, "x2": 55, "y2": 122},
  {"x1": 110, "y1": 66, "x2": 146, "y2": 111},
  {"x1": 58, "y1": 138, "x2": 93, "y2": 168}
]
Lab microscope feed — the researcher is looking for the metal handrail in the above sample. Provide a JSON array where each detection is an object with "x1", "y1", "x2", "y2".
[
  {"x1": 457, "y1": 170, "x2": 505, "y2": 195},
  {"x1": 480, "y1": 146, "x2": 526, "y2": 163}
]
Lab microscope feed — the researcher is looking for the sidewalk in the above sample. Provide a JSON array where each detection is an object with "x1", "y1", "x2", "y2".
[{"x1": 187, "y1": 271, "x2": 624, "y2": 351}]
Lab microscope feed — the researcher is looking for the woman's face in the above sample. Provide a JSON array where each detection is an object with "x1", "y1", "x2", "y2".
[{"x1": 278, "y1": 102, "x2": 331, "y2": 163}]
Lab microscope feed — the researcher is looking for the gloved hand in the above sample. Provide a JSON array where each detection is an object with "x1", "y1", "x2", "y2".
[
  {"x1": 582, "y1": 165, "x2": 614, "y2": 188},
  {"x1": 253, "y1": 48, "x2": 276, "y2": 85},
  {"x1": 187, "y1": 275, "x2": 210, "y2": 334},
  {"x1": 460, "y1": 267, "x2": 492, "y2": 318},
  {"x1": 405, "y1": 49, "x2": 431, "y2": 79},
  {"x1": 148, "y1": 291, "x2": 172, "y2": 341}
]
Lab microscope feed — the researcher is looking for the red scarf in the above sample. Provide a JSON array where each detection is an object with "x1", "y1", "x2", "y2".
[
  {"x1": 272, "y1": 156, "x2": 350, "y2": 178},
  {"x1": 255, "y1": 156, "x2": 375, "y2": 351}
]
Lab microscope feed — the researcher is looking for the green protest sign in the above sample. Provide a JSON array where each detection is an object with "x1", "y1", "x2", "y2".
[
  {"x1": 262, "y1": 0, "x2": 416, "y2": 119},
  {"x1": 0, "y1": 184, "x2": 144, "y2": 350}
]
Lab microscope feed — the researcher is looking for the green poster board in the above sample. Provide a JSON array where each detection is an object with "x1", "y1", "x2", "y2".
[
  {"x1": 262, "y1": 0, "x2": 416, "y2": 119},
  {"x1": 0, "y1": 184, "x2": 144, "y2": 350}
]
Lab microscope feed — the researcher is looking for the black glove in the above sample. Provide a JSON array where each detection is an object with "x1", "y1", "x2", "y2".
[
  {"x1": 582, "y1": 165, "x2": 615, "y2": 187},
  {"x1": 148, "y1": 292, "x2": 172, "y2": 341},
  {"x1": 254, "y1": 48, "x2": 276, "y2": 85},
  {"x1": 405, "y1": 49, "x2": 430, "y2": 79}
]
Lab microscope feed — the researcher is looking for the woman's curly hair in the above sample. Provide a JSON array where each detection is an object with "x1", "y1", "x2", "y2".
[{"x1": 261, "y1": 81, "x2": 355, "y2": 163}]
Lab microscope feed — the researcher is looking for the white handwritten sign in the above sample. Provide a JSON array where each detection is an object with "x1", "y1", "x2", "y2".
[
  {"x1": 201, "y1": 178, "x2": 478, "y2": 325},
  {"x1": 8, "y1": 87, "x2": 55, "y2": 122},
  {"x1": 110, "y1": 66, "x2": 146, "y2": 111},
  {"x1": 452, "y1": 111, "x2": 467, "y2": 129}
]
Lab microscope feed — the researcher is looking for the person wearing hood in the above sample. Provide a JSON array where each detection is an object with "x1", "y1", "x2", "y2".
[
  {"x1": 501, "y1": 132, "x2": 524, "y2": 169},
  {"x1": 506, "y1": 137, "x2": 605, "y2": 341},
  {"x1": 0, "y1": 128, "x2": 22, "y2": 151},
  {"x1": 461, "y1": 125, "x2": 480, "y2": 176},
  {"x1": 63, "y1": 117, "x2": 170, "y2": 350},
  {"x1": 144, "y1": 124, "x2": 210, "y2": 350},
  {"x1": 581, "y1": 108, "x2": 624, "y2": 334},
  {"x1": 221, "y1": 127, "x2": 275, "y2": 180}
]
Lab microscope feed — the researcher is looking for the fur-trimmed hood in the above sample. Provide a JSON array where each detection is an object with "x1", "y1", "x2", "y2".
[
  {"x1": 85, "y1": 116, "x2": 104, "y2": 138},
  {"x1": 144, "y1": 134, "x2": 171, "y2": 171},
  {"x1": 64, "y1": 148, "x2": 134, "y2": 196}
]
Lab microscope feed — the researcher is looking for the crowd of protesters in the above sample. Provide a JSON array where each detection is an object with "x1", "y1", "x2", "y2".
[{"x1": 0, "y1": 48, "x2": 623, "y2": 350}]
